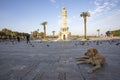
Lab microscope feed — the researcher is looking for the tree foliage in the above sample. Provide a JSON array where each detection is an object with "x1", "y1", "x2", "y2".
[
  {"x1": 32, "y1": 30, "x2": 38, "y2": 38},
  {"x1": 0, "y1": 28, "x2": 29, "y2": 39},
  {"x1": 111, "y1": 29, "x2": 120, "y2": 36},
  {"x1": 80, "y1": 12, "x2": 90, "y2": 18},
  {"x1": 106, "y1": 29, "x2": 120, "y2": 37},
  {"x1": 31, "y1": 30, "x2": 45, "y2": 39}
]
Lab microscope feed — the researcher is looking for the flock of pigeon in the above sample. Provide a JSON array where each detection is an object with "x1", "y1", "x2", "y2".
[{"x1": 0, "y1": 39, "x2": 120, "y2": 48}]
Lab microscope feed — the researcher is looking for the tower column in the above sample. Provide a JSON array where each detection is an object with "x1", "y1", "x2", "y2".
[
  {"x1": 58, "y1": 7, "x2": 71, "y2": 40},
  {"x1": 62, "y1": 7, "x2": 67, "y2": 28}
]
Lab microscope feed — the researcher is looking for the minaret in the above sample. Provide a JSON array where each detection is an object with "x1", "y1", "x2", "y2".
[{"x1": 58, "y1": 7, "x2": 71, "y2": 40}]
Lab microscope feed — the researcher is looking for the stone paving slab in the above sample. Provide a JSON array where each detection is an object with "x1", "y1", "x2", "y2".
[{"x1": 0, "y1": 39, "x2": 120, "y2": 80}]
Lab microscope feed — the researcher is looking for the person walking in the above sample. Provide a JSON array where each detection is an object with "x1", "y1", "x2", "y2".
[
  {"x1": 17, "y1": 36, "x2": 20, "y2": 42},
  {"x1": 26, "y1": 34, "x2": 30, "y2": 44}
]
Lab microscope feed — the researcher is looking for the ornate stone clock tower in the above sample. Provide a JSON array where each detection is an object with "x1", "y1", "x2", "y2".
[{"x1": 58, "y1": 7, "x2": 71, "y2": 40}]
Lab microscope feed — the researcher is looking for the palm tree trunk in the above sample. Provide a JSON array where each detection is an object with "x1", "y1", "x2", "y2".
[
  {"x1": 84, "y1": 17, "x2": 87, "y2": 39},
  {"x1": 97, "y1": 31, "x2": 99, "y2": 37},
  {"x1": 44, "y1": 26, "x2": 46, "y2": 40},
  {"x1": 98, "y1": 31, "x2": 100, "y2": 37},
  {"x1": 53, "y1": 32, "x2": 54, "y2": 38}
]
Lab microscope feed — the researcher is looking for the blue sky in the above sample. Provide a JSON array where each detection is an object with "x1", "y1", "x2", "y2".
[{"x1": 0, "y1": 0, "x2": 120, "y2": 36}]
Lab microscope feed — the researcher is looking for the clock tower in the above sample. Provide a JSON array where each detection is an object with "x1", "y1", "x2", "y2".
[{"x1": 58, "y1": 7, "x2": 71, "y2": 40}]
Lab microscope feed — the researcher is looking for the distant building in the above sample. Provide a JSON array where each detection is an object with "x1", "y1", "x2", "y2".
[{"x1": 58, "y1": 7, "x2": 71, "y2": 40}]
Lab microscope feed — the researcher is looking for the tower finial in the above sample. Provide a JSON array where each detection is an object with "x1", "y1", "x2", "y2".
[{"x1": 62, "y1": 4, "x2": 65, "y2": 9}]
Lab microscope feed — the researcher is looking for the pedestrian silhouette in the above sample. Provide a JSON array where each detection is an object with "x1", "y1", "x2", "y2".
[
  {"x1": 17, "y1": 36, "x2": 20, "y2": 42},
  {"x1": 26, "y1": 34, "x2": 30, "y2": 44}
]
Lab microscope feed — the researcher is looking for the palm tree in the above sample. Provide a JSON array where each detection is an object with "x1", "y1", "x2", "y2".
[
  {"x1": 80, "y1": 12, "x2": 90, "y2": 39},
  {"x1": 41, "y1": 21, "x2": 47, "y2": 40},
  {"x1": 37, "y1": 29, "x2": 39, "y2": 39},
  {"x1": 97, "y1": 29, "x2": 100, "y2": 37},
  {"x1": 52, "y1": 31, "x2": 55, "y2": 39}
]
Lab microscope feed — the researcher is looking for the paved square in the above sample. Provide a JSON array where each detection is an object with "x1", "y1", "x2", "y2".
[{"x1": 0, "y1": 39, "x2": 120, "y2": 80}]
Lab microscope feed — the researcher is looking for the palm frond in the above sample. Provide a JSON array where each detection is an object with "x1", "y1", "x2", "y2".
[
  {"x1": 41, "y1": 21, "x2": 47, "y2": 26},
  {"x1": 80, "y1": 12, "x2": 90, "y2": 17}
]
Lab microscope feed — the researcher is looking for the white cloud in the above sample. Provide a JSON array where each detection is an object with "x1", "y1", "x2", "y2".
[{"x1": 90, "y1": 0, "x2": 118, "y2": 16}]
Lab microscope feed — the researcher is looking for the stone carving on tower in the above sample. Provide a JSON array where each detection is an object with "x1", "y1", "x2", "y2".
[{"x1": 58, "y1": 7, "x2": 71, "y2": 40}]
